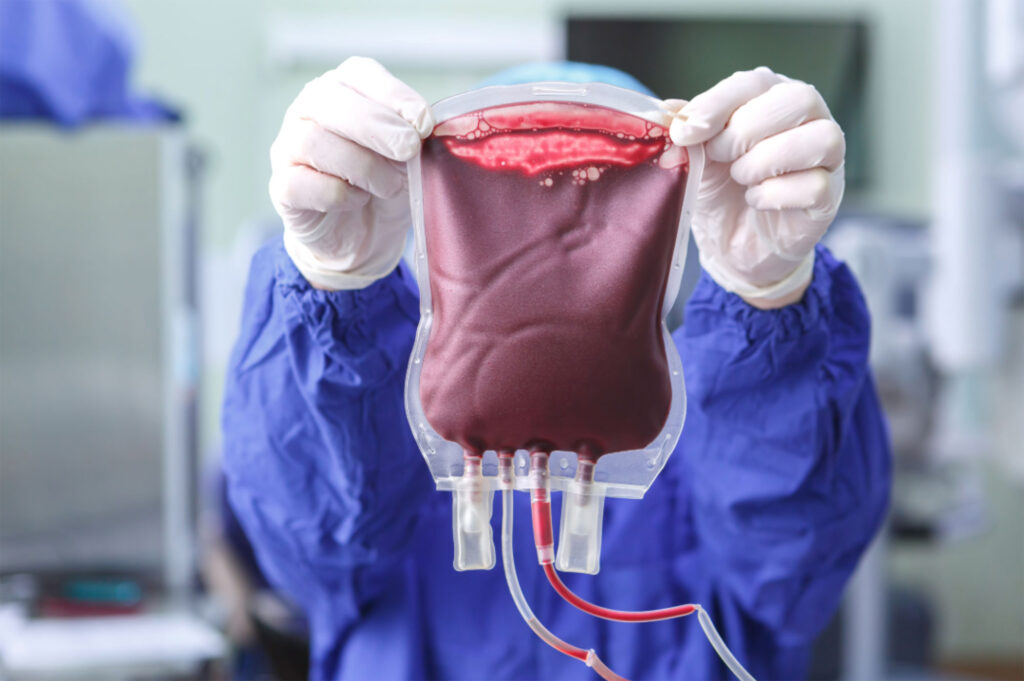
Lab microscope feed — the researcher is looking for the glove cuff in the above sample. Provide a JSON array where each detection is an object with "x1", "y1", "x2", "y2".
[
  {"x1": 698, "y1": 250, "x2": 816, "y2": 304},
  {"x1": 283, "y1": 229, "x2": 405, "y2": 291}
]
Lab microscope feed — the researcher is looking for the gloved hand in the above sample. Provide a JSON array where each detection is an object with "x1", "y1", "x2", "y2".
[
  {"x1": 666, "y1": 67, "x2": 845, "y2": 308},
  {"x1": 269, "y1": 57, "x2": 434, "y2": 290}
]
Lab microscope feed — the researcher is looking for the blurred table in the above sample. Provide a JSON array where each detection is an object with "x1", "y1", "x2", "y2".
[{"x1": 0, "y1": 604, "x2": 226, "y2": 680}]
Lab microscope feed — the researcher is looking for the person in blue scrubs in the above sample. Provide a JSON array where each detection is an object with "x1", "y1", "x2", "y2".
[{"x1": 222, "y1": 59, "x2": 890, "y2": 680}]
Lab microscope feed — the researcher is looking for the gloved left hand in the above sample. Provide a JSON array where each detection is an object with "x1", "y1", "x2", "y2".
[{"x1": 666, "y1": 67, "x2": 846, "y2": 308}]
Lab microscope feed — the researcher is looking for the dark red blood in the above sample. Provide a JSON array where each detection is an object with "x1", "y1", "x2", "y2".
[
  {"x1": 419, "y1": 102, "x2": 688, "y2": 458},
  {"x1": 532, "y1": 498, "x2": 554, "y2": 549}
]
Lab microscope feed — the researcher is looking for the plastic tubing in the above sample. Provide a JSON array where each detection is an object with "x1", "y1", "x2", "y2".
[
  {"x1": 528, "y1": 458, "x2": 757, "y2": 681},
  {"x1": 501, "y1": 488, "x2": 586, "y2": 661},
  {"x1": 500, "y1": 481, "x2": 626, "y2": 680},
  {"x1": 534, "y1": 497, "x2": 696, "y2": 622},
  {"x1": 542, "y1": 563, "x2": 696, "y2": 621},
  {"x1": 695, "y1": 605, "x2": 757, "y2": 681}
]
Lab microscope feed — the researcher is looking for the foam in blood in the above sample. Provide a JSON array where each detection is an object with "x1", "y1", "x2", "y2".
[{"x1": 419, "y1": 101, "x2": 688, "y2": 459}]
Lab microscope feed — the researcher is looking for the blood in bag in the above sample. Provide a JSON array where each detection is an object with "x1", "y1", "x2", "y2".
[
  {"x1": 403, "y1": 87, "x2": 750, "y2": 681},
  {"x1": 417, "y1": 101, "x2": 689, "y2": 460},
  {"x1": 405, "y1": 84, "x2": 700, "y2": 574}
]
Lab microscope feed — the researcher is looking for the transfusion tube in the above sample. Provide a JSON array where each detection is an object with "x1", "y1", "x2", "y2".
[
  {"x1": 528, "y1": 455, "x2": 757, "y2": 681},
  {"x1": 498, "y1": 456, "x2": 626, "y2": 681},
  {"x1": 543, "y1": 563, "x2": 696, "y2": 621},
  {"x1": 695, "y1": 605, "x2": 757, "y2": 681}
]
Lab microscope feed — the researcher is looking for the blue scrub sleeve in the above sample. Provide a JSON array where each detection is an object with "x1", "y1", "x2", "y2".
[
  {"x1": 677, "y1": 244, "x2": 891, "y2": 675},
  {"x1": 220, "y1": 239, "x2": 433, "y2": 666}
]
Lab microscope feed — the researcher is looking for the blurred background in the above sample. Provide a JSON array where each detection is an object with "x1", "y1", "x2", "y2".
[{"x1": 0, "y1": 0, "x2": 1021, "y2": 679}]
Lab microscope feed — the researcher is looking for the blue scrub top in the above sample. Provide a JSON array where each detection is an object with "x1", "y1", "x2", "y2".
[{"x1": 221, "y1": 238, "x2": 890, "y2": 680}]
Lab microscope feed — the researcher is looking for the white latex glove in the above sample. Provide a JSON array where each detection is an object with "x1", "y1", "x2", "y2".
[
  {"x1": 666, "y1": 67, "x2": 846, "y2": 308},
  {"x1": 269, "y1": 57, "x2": 434, "y2": 290}
]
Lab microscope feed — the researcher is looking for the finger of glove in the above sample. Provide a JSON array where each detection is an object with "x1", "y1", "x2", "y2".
[
  {"x1": 657, "y1": 98, "x2": 688, "y2": 129},
  {"x1": 730, "y1": 119, "x2": 845, "y2": 186},
  {"x1": 331, "y1": 57, "x2": 435, "y2": 139},
  {"x1": 706, "y1": 81, "x2": 831, "y2": 163},
  {"x1": 669, "y1": 67, "x2": 784, "y2": 146},
  {"x1": 745, "y1": 167, "x2": 841, "y2": 213},
  {"x1": 273, "y1": 117, "x2": 406, "y2": 199},
  {"x1": 291, "y1": 76, "x2": 426, "y2": 162},
  {"x1": 659, "y1": 98, "x2": 688, "y2": 116},
  {"x1": 270, "y1": 163, "x2": 371, "y2": 215}
]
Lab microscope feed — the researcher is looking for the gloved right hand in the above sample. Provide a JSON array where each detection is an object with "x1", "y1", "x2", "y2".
[{"x1": 269, "y1": 57, "x2": 434, "y2": 290}]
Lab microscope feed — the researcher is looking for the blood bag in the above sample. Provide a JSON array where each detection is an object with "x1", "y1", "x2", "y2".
[
  {"x1": 405, "y1": 81, "x2": 703, "y2": 569},
  {"x1": 403, "y1": 81, "x2": 756, "y2": 681}
]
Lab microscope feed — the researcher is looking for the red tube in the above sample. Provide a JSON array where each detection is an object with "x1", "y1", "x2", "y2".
[
  {"x1": 543, "y1": 563, "x2": 696, "y2": 622},
  {"x1": 531, "y1": 496, "x2": 554, "y2": 554},
  {"x1": 532, "y1": 495, "x2": 697, "y2": 622}
]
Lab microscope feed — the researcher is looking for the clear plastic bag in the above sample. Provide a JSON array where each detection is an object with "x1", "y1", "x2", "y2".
[{"x1": 405, "y1": 82, "x2": 703, "y2": 571}]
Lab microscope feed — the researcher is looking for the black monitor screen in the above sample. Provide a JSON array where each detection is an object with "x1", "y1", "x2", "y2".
[{"x1": 567, "y1": 16, "x2": 869, "y2": 188}]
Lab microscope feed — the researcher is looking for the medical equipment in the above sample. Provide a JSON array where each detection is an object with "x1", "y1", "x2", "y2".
[{"x1": 405, "y1": 82, "x2": 754, "y2": 680}]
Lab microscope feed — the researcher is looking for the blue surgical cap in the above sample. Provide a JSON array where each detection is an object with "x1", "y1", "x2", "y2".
[{"x1": 478, "y1": 61, "x2": 657, "y2": 98}]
